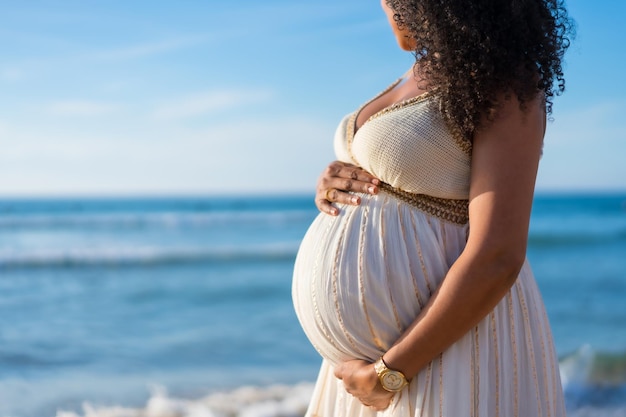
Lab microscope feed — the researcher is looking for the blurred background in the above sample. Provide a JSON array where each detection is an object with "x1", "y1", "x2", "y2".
[{"x1": 0, "y1": 1, "x2": 625, "y2": 416}]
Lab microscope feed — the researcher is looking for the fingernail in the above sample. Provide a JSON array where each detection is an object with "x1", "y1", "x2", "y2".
[
  {"x1": 371, "y1": 178, "x2": 380, "y2": 185},
  {"x1": 368, "y1": 186, "x2": 376, "y2": 194},
  {"x1": 351, "y1": 196, "x2": 359, "y2": 204},
  {"x1": 330, "y1": 208, "x2": 338, "y2": 215}
]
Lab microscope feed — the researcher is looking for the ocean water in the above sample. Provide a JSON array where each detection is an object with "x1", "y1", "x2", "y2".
[{"x1": 0, "y1": 193, "x2": 625, "y2": 417}]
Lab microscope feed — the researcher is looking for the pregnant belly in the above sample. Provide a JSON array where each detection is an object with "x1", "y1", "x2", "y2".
[{"x1": 292, "y1": 193, "x2": 466, "y2": 365}]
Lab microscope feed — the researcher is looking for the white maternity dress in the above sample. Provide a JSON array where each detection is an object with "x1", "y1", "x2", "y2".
[{"x1": 292, "y1": 81, "x2": 566, "y2": 417}]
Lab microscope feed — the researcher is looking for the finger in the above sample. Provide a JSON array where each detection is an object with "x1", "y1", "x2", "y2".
[
  {"x1": 328, "y1": 177, "x2": 378, "y2": 195},
  {"x1": 318, "y1": 164, "x2": 378, "y2": 201},
  {"x1": 336, "y1": 165, "x2": 380, "y2": 185},
  {"x1": 325, "y1": 161, "x2": 380, "y2": 185},
  {"x1": 316, "y1": 198, "x2": 339, "y2": 216},
  {"x1": 323, "y1": 188, "x2": 362, "y2": 206},
  {"x1": 325, "y1": 161, "x2": 348, "y2": 177},
  {"x1": 333, "y1": 364, "x2": 344, "y2": 379},
  {"x1": 373, "y1": 395, "x2": 394, "y2": 411},
  {"x1": 325, "y1": 188, "x2": 336, "y2": 202}
]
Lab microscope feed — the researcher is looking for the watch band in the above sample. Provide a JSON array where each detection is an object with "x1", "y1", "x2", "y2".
[{"x1": 374, "y1": 357, "x2": 409, "y2": 392}]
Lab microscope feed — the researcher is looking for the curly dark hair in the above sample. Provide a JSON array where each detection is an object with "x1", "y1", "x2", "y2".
[{"x1": 386, "y1": 0, "x2": 574, "y2": 139}]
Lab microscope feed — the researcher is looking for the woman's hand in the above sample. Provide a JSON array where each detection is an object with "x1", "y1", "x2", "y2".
[
  {"x1": 316, "y1": 161, "x2": 380, "y2": 216},
  {"x1": 334, "y1": 359, "x2": 394, "y2": 411}
]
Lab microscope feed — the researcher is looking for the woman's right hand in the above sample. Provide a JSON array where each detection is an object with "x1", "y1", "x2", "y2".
[{"x1": 316, "y1": 161, "x2": 380, "y2": 216}]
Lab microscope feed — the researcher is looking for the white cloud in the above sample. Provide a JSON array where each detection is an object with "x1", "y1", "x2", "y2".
[
  {"x1": 152, "y1": 89, "x2": 274, "y2": 121},
  {"x1": 0, "y1": 113, "x2": 335, "y2": 195},
  {"x1": 89, "y1": 35, "x2": 212, "y2": 61},
  {"x1": 537, "y1": 100, "x2": 626, "y2": 191},
  {"x1": 0, "y1": 68, "x2": 24, "y2": 82},
  {"x1": 47, "y1": 100, "x2": 120, "y2": 117},
  {"x1": 545, "y1": 101, "x2": 625, "y2": 145}
]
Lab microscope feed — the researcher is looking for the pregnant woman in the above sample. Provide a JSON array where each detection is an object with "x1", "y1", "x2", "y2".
[{"x1": 292, "y1": 0, "x2": 573, "y2": 416}]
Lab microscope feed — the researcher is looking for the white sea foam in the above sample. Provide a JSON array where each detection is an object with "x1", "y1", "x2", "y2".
[
  {"x1": 0, "y1": 210, "x2": 313, "y2": 230},
  {"x1": 560, "y1": 344, "x2": 595, "y2": 389},
  {"x1": 56, "y1": 383, "x2": 314, "y2": 417},
  {"x1": 0, "y1": 243, "x2": 299, "y2": 268},
  {"x1": 52, "y1": 377, "x2": 625, "y2": 417}
]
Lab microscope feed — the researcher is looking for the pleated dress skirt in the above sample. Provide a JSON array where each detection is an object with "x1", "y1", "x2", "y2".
[{"x1": 292, "y1": 190, "x2": 566, "y2": 417}]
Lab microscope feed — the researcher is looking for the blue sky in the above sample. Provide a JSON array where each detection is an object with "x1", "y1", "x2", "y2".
[{"x1": 0, "y1": 0, "x2": 624, "y2": 196}]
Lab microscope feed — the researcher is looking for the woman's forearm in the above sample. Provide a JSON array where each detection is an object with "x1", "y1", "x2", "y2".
[
  {"x1": 382, "y1": 248, "x2": 524, "y2": 379},
  {"x1": 382, "y1": 93, "x2": 546, "y2": 380}
]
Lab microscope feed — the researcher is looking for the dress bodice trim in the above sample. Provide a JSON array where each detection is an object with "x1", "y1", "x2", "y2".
[
  {"x1": 379, "y1": 182, "x2": 469, "y2": 225},
  {"x1": 344, "y1": 79, "x2": 471, "y2": 225}
]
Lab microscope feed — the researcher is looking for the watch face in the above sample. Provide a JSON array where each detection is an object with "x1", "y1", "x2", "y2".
[{"x1": 382, "y1": 371, "x2": 406, "y2": 391}]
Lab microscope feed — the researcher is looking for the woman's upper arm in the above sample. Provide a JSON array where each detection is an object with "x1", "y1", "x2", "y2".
[{"x1": 465, "y1": 95, "x2": 546, "y2": 265}]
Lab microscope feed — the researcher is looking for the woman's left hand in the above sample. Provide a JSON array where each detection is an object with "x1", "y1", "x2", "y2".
[{"x1": 334, "y1": 360, "x2": 395, "y2": 411}]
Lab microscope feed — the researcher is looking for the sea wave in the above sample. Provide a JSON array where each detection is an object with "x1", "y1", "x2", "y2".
[
  {"x1": 56, "y1": 383, "x2": 314, "y2": 417},
  {"x1": 561, "y1": 346, "x2": 626, "y2": 413},
  {"x1": 0, "y1": 244, "x2": 299, "y2": 269},
  {"x1": 0, "y1": 210, "x2": 314, "y2": 230},
  {"x1": 528, "y1": 228, "x2": 626, "y2": 247},
  {"x1": 53, "y1": 347, "x2": 626, "y2": 417},
  {"x1": 561, "y1": 345, "x2": 626, "y2": 386},
  {"x1": 53, "y1": 382, "x2": 626, "y2": 417}
]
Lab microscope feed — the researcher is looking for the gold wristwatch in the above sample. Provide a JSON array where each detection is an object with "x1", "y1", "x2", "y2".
[{"x1": 374, "y1": 357, "x2": 409, "y2": 392}]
